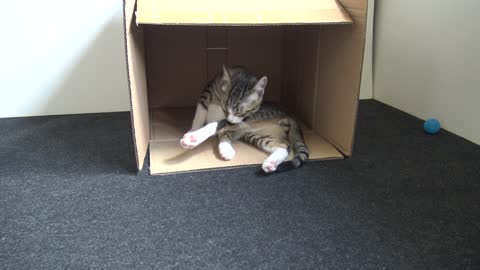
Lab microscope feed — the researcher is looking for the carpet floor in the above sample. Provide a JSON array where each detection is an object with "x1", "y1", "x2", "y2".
[{"x1": 1, "y1": 100, "x2": 479, "y2": 269}]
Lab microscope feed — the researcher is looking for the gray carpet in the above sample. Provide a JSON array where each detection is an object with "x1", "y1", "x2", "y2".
[{"x1": 1, "y1": 100, "x2": 479, "y2": 269}]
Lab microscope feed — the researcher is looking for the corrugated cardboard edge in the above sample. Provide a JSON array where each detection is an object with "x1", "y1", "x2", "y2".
[
  {"x1": 313, "y1": 0, "x2": 368, "y2": 157},
  {"x1": 149, "y1": 156, "x2": 343, "y2": 176},
  {"x1": 337, "y1": 0, "x2": 369, "y2": 157},
  {"x1": 123, "y1": 0, "x2": 151, "y2": 171},
  {"x1": 136, "y1": 0, "x2": 353, "y2": 26},
  {"x1": 123, "y1": 0, "x2": 141, "y2": 170},
  {"x1": 137, "y1": 22, "x2": 353, "y2": 26},
  {"x1": 347, "y1": 0, "x2": 369, "y2": 157}
]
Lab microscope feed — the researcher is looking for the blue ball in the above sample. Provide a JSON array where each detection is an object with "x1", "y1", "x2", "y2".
[{"x1": 424, "y1": 118, "x2": 441, "y2": 134}]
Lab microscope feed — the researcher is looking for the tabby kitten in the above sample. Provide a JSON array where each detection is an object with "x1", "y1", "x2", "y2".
[{"x1": 180, "y1": 66, "x2": 309, "y2": 173}]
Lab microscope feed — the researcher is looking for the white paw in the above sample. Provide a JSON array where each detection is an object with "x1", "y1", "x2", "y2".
[
  {"x1": 219, "y1": 141, "x2": 236, "y2": 160},
  {"x1": 180, "y1": 122, "x2": 218, "y2": 149},
  {"x1": 262, "y1": 148, "x2": 288, "y2": 173},
  {"x1": 262, "y1": 159, "x2": 278, "y2": 173},
  {"x1": 180, "y1": 132, "x2": 200, "y2": 149}
]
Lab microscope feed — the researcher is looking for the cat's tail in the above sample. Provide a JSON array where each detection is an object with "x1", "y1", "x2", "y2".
[{"x1": 276, "y1": 119, "x2": 309, "y2": 172}]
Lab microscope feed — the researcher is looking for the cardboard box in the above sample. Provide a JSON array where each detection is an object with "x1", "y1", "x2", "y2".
[{"x1": 123, "y1": 0, "x2": 368, "y2": 175}]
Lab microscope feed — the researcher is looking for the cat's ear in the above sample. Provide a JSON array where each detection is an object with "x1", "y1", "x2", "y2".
[
  {"x1": 222, "y1": 65, "x2": 230, "y2": 82},
  {"x1": 254, "y1": 76, "x2": 268, "y2": 97}
]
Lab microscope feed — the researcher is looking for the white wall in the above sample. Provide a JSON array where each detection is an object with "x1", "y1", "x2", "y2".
[
  {"x1": 359, "y1": 0, "x2": 374, "y2": 100},
  {"x1": 0, "y1": 0, "x2": 130, "y2": 118},
  {"x1": 0, "y1": 0, "x2": 373, "y2": 119},
  {"x1": 374, "y1": 0, "x2": 480, "y2": 144}
]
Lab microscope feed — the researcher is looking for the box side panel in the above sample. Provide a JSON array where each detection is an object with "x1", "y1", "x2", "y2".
[
  {"x1": 228, "y1": 27, "x2": 283, "y2": 104},
  {"x1": 136, "y1": 0, "x2": 352, "y2": 25},
  {"x1": 124, "y1": 0, "x2": 151, "y2": 170},
  {"x1": 145, "y1": 26, "x2": 207, "y2": 108},
  {"x1": 314, "y1": 0, "x2": 368, "y2": 156},
  {"x1": 146, "y1": 26, "x2": 283, "y2": 108},
  {"x1": 206, "y1": 28, "x2": 228, "y2": 79},
  {"x1": 282, "y1": 26, "x2": 320, "y2": 128}
]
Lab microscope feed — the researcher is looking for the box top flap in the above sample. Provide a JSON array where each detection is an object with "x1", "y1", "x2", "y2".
[{"x1": 136, "y1": 0, "x2": 353, "y2": 25}]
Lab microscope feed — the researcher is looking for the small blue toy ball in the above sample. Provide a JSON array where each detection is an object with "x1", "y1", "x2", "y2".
[{"x1": 424, "y1": 118, "x2": 441, "y2": 134}]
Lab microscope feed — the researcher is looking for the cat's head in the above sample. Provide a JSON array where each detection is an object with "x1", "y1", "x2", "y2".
[{"x1": 221, "y1": 65, "x2": 267, "y2": 124}]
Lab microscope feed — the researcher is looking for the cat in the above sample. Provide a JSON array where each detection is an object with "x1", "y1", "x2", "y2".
[{"x1": 180, "y1": 65, "x2": 309, "y2": 173}]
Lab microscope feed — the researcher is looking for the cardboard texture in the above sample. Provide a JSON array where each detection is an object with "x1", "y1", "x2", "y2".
[
  {"x1": 123, "y1": 0, "x2": 151, "y2": 170},
  {"x1": 122, "y1": 0, "x2": 368, "y2": 174},
  {"x1": 150, "y1": 109, "x2": 343, "y2": 175},
  {"x1": 314, "y1": 0, "x2": 368, "y2": 155},
  {"x1": 136, "y1": 0, "x2": 353, "y2": 25}
]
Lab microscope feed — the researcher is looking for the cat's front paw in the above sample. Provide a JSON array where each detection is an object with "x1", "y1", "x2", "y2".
[
  {"x1": 180, "y1": 132, "x2": 200, "y2": 149},
  {"x1": 219, "y1": 141, "x2": 236, "y2": 160},
  {"x1": 262, "y1": 160, "x2": 278, "y2": 173}
]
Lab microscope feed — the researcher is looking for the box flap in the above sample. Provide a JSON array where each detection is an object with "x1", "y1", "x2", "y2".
[
  {"x1": 136, "y1": 0, "x2": 353, "y2": 25},
  {"x1": 314, "y1": 0, "x2": 368, "y2": 156},
  {"x1": 124, "y1": 0, "x2": 151, "y2": 170}
]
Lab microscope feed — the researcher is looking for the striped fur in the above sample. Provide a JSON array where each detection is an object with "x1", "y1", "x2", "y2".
[
  {"x1": 192, "y1": 66, "x2": 309, "y2": 172},
  {"x1": 217, "y1": 103, "x2": 309, "y2": 172},
  {"x1": 196, "y1": 66, "x2": 264, "y2": 122}
]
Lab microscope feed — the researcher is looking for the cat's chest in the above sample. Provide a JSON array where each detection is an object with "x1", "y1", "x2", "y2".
[{"x1": 206, "y1": 104, "x2": 226, "y2": 123}]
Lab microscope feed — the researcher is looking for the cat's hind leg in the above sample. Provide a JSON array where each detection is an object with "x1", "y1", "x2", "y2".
[
  {"x1": 262, "y1": 146, "x2": 289, "y2": 173},
  {"x1": 243, "y1": 133, "x2": 289, "y2": 173}
]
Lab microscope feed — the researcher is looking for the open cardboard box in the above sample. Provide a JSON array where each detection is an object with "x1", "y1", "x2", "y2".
[{"x1": 123, "y1": 0, "x2": 368, "y2": 175}]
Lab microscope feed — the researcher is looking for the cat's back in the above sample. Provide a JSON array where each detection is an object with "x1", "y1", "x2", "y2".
[{"x1": 248, "y1": 102, "x2": 288, "y2": 120}]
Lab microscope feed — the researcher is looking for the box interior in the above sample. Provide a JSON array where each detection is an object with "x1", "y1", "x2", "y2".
[
  {"x1": 149, "y1": 107, "x2": 343, "y2": 174},
  {"x1": 123, "y1": 0, "x2": 368, "y2": 174}
]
